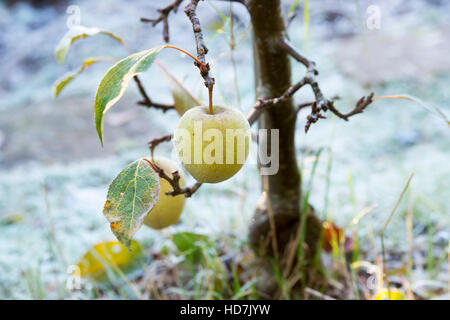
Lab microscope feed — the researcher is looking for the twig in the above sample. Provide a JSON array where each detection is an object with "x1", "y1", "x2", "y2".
[
  {"x1": 245, "y1": 39, "x2": 374, "y2": 130},
  {"x1": 286, "y1": 7, "x2": 299, "y2": 28},
  {"x1": 137, "y1": 99, "x2": 174, "y2": 112},
  {"x1": 247, "y1": 84, "x2": 371, "y2": 131},
  {"x1": 145, "y1": 158, "x2": 202, "y2": 198},
  {"x1": 148, "y1": 134, "x2": 173, "y2": 159},
  {"x1": 141, "y1": 0, "x2": 184, "y2": 42},
  {"x1": 143, "y1": 0, "x2": 218, "y2": 111},
  {"x1": 246, "y1": 81, "x2": 314, "y2": 125},
  {"x1": 279, "y1": 38, "x2": 318, "y2": 73},
  {"x1": 279, "y1": 38, "x2": 375, "y2": 132},
  {"x1": 256, "y1": 79, "x2": 308, "y2": 109},
  {"x1": 145, "y1": 135, "x2": 203, "y2": 197},
  {"x1": 246, "y1": 87, "x2": 314, "y2": 126},
  {"x1": 246, "y1": 105, "x2": 262, "y2": 125},
  {"x1": 327, "y1": 93, "x2": 375, "y2": 121},
  {"x1": 134, "y1": 76, "x2": 175, "y2": 112},
  {"x1": 296, "y1": 101, "x2": 315, "y2": 114},
  {"x1": 184, "y1": 0, "x2": 215, "y2": 91}
]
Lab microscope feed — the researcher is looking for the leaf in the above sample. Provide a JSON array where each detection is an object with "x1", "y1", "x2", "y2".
[
  {"x1": 322, "y1": 221, "x2": 344, "y2": 253},
  {"x1": 103, "y1": 158, "x2": 160, "y2": 248},
  {"x1": 55, "y1": 25, "x2": 127, "y2": 64},
  {"x1": 95, "y1": 46, "x2": 163, "y2": 145},
  {"x1": 372, "y1": 288, "x2": 405, "y2": 300},
  {"x1": 156, "y1": 61, "x2": 201, "y2": 116},
  {"x1": 288, "y1": 0, "x2": 300, "y2": 16},
  {"x1": 53, "y1": 57, "x2": 115, "y2": 98},
  {"x1": 77, "y1": 240, "x2": 142, "y2": 279},
  {"x1": 0, "y1": 214, "x2": 24, "y2": 225},
  {"x1": 172, "y1": 232, "x2": 210, "y2": 263}
]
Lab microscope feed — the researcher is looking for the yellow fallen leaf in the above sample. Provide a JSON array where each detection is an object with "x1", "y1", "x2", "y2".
[
  {"x1": 372, "y1": 288, "x2": 405, "y2": 300},
  {"x1": 77, "y1": 240, "x2": 142, "y2": 279}
]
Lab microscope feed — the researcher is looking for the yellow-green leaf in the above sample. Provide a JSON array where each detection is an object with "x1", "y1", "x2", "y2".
[
  {"x1": 77, "y1": 240, "x2": 142, "y2": 279},
  {"x1": 156, "y1": 61, "x2": 201, "y2": 116},
  {"x1": 288, "y1": 0, "x2": 300, "y2": 16},
  {"x1": 372, "y1": 288, "x2": 405, "y2": 300},
  {"x1": 94, "y1": 46, "x2": 163, "y2": 145},
  {"x1": 53, "y1": 57, "x2": 115, "y2": 98},
  {"x1": 55, "y1": 25, "x2": 127, "y2": 64},
  {"x1": 103, "y1": 158, "x2": 160, "y2": 248}
]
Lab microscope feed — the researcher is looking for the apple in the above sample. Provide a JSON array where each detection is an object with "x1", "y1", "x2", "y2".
[
  {"x1": 144, "y1": 157, "x2": 186, "y2": 229},
  {"x1": 173, "y1": 105, "x2": 250, "y2": 183}
]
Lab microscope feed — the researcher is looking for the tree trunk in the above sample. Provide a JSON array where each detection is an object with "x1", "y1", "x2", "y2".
[{"x1": 248, "y1": 0, "x2": 321, "y2": 262}]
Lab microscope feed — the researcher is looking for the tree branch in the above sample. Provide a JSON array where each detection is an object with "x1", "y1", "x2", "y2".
[
  {"x1": 327, "y1": 93, "x2": 375, "y2": 121},
  {"x1": 133, "y1": 76, "x2": 175, "y2": 113},
  {"x1": 146, "y1": 134, "x2": 202, "y2": 197},
  {"x1": 141, "y1": 0, "x2": 184, "y2": 42},
  {"x1": 147, "y1": 159, "x2": 203, "y2": 198},
  {"x1": 184, "y1": 0, "x2": 215, "y2": 91},
  {"x1": 142, "y1": 0, "x2": 216, "y2": 105},
  {"x1": 279, "y1": 38, "x2": 318, "y2": 74},
  {"x1": 246, "y1": 74, "x2": 372, "y2": 131},
  {"x1": 279, "y1": 38, "x2": 375, "y2": 132},
  {"x1": 148, "y1": 134, "x2": 173, "y2": 159},
  {"x1": 246, "y1": 80, "x2": 312, "y2": 125}
]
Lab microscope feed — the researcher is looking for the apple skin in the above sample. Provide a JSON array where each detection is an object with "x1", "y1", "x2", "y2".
[
  {"x1": 173, "y1": 105, "x2": 250, "y2": 183},
  {"x1": 144, "y1": 157, "x2": 186, "y2": 229}
]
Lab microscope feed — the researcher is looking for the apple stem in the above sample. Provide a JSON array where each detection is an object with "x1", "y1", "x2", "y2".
[
  {"x1": 163, "y1": 45, "x2": 214, "y2": 114},
  {"x1": 208, "y1": 86, "x2": 214, "y2": 114},
  {"x1": 163, "y1": 45, "x2": 207, "y2": 69}
]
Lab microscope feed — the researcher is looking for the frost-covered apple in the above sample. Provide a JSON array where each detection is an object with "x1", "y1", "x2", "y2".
[{"x1": 173, "y1": 105, "x2": 250, "y2": 183}]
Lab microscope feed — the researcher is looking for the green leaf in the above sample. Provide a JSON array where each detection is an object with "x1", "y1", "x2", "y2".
[
  {"x1": 55, "y1": 25, "x2": 127, "y2": 64},
  {"x1": 156, "y1": 61, "x2": 200, "y2": 116},
  {"x1": 77, "y1": 240, "x2": 142, "y2": 279},
  {"x1": 103, "y1": 158, "x2": 160, "y2": 248},
  {"x1": 172, "y1": 232, "x2": 211, "y2": 263},
  {"x1": 94, "y1": 46, "x2": 163, "y2": 145},
  {"x1": 53, "y1": 57, "x2": 115, "y2": 98},
  {"x1": 288, "y1": 0, "x2": 300, "y2": 15}
]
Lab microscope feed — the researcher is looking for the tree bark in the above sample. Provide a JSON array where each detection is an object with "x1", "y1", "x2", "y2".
[{"x1": 248, "y1": 0, "x2": 321, "y2": 261}]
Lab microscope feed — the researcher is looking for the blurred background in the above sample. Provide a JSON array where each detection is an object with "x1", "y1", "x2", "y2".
[{"x1": 0, "y1": 0, "x2": 448, "y2": 299}]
